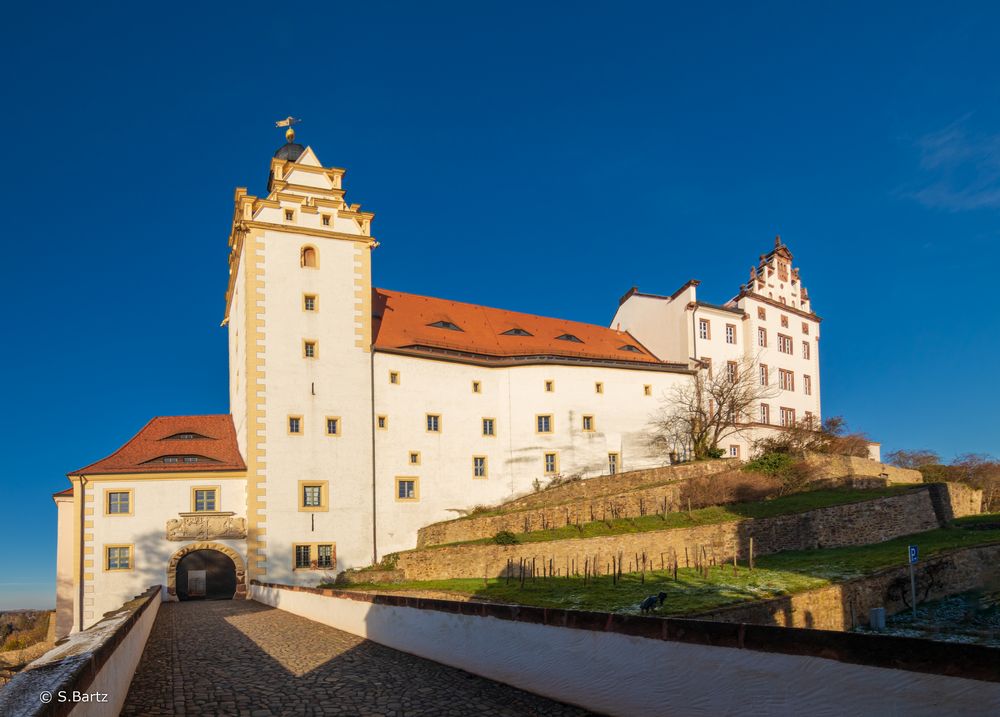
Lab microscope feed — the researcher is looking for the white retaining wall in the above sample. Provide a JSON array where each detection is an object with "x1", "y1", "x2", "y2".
[{"x1": 252, "y1": 584, "x2": 1000, "y2": 717}]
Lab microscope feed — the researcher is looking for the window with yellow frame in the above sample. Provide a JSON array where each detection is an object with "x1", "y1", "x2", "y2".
[
  {"x1": 104, "y1": 488, "x2": 134, "y2": 516},
  {"x1": 298, "y1": 480, "x2": 329, "y2": 512},
  {"x1": 191, "y1": 486, "x2": 220, "y2": 513},
  {"x1": 104, "y1": 544, "x2": 133, "y2": 571}
]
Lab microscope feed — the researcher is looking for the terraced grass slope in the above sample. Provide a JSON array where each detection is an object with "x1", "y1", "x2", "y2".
[{"x1": 331, "y1": 516, "x2": 1000, "y2": 616}]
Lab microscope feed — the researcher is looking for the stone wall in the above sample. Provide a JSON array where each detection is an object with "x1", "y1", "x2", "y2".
[
  {"x1": 806, "y1": 454, "x2": 923, "y2": 485},
  {"x1": 695, "y1": 543, "x2": 1000, "y2": 630},
  {"x1": 418, "y1": 477, "x2": 692, "y2": 548},
  {"x1": 416, "y1": 459, "x2": 734, "y2": 547},
  {"x1": 390, "y1": 484, "x2": 980, "y2": 582},
  {"x1": 0, "y1": 586, "x2": 160, "y2": 717},
  {"x1": 493, "y1": 459, "x2": 736, "y2": 512}
]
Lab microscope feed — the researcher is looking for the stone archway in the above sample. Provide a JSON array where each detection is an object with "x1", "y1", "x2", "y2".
[{"x1": 167, "y1": 542, "x2": 247, "y2": 600}]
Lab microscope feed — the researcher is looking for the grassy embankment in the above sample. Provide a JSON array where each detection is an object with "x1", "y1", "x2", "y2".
[
  {"x1": 333, "y1": 515, "x2": 1000, "y2": 615},
  {"x1": 431, "y1": 486, "x2": 917, "y2": 548}
]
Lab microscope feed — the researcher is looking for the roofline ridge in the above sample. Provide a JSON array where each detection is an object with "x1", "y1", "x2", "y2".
[{"x1": 67, "y1": 416, "x2": 158, "y2": 477}]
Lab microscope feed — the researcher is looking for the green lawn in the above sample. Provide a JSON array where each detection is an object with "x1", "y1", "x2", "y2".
[
  {"x1": 433, "y1": 486, "x2": 918, "y2": 548},
  {"x1": 333, "y1": 517, "x2": 1000, "y2": 615}
]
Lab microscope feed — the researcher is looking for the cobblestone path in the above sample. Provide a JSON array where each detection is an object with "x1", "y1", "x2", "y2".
[{"x1": 122, "y1": 600, "x2": 595, "y2": 716}]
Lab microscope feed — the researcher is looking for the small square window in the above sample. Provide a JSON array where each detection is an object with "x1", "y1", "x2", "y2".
[
  {"x1": 473, "y1": 456, "x2": 488, "y2": 478},
  {"x1": 472, "y1": 381, "x2": 481, "y2": 393},
  {"x1": 396, "y1": 478, "x2": 418, "y2": 501},
  {"x1": 289, "y1": 416, "x2": 302, "y2": 434},
  {"x1": 285, "y1": 210, "x2": 294, "y2": 221},
  {"x1": 643, "y1": 384, "x2": 652, "y2": 396},
  {"x1": 106, "y1": 545, "x2": 132, "y2": 571},
  {"x1": 544, "y1": 380, "x2": 554, "y2": 392},
  {"x1": 595, "y1": 382, "x2": 604, "y2": 394},
  {"x1": 544, "y1": 452, "x2": 558, "y2": 474},
  {"x1": 426, "y1": 414, "x2": 441, "y2": 432},
  {"x1": 389, "y1": 371, "x2": 400, "y2": 385},
  {"x1": 729, "y1": 445, "x2": 740, "y2": 458},
  {"x1": 377, "y1": 415, "x2": 388, "y2": 430},
  {"x1": 107, "y1": 491, "x2": 131, "y2": 515},
  {"x1": 482, "y1": 418, "x2": 495, "y2": 436},
  {"x1": 303, "y1": 341, "x2": 317, "y2": 358},
  {"x1": 304, "y1": 295, "x2": 317, "y2": 311},
  {"x1": 582, "y1": 415, "x2": 594, "y2": 432},
  {"x1": 325, "y1": 417, "x2": 340, "y2": 436},
  {"x1": 536, "y1": 415, "x2": 552, "y2": 433},
  {"x1": 321, "y1": 214, "x2": 331, "y2": 226},
  {"x1": 302, "y1": 485, "x2": 323, "y2": 508},
  {"x1": 193, "y1": 488, "x2": 217, "y2": 512},
  {"x1": 409, "y1": 451, "x2": 421, "y2": 465}
]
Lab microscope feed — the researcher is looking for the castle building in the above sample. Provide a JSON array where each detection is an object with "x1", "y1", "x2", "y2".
[{"x1": 52, "y1": 133, "x2": 836, "y2": 636}]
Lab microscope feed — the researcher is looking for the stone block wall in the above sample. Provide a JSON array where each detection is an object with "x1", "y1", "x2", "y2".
[
  {"x1": 417, "y1": 480, "x2": 692, "y2": 547},
  {"x1": 392, "y1": 486, "x2": 973, "y2": 582},
  {"x1": 694, "y1": 543, "x2": 1000, "y2": 630},
  {"x1": 805, "y1": 455, "x2": 923, "y2": 485},
  {"x1": 494, "y1": 459, "x2": 735, "y2": 512},
  {"x1": 416, "y1": 459, "x2": 734, "y2": 547}
]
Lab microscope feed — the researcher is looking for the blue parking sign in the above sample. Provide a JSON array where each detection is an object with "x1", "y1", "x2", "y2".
[{"x1": 908, "y1": 545, "x2": 918, "y2": 564}]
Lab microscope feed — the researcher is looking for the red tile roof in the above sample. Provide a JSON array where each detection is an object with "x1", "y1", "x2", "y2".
[
  {"x1": 372, "y1": 289, "x2": 681, "y2": 368},
  {"x1": 52, "y1": 486, "x2": 74, "y2": 498},
  {"x1": 68, "y1": 415, "x2": 246, "y2": 476}
]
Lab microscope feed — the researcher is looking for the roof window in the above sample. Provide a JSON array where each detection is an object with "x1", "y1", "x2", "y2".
[
  {"x1": 618, "y1": 344, "x2": 642, "y2": 353},
  {"x1": 427, "y1": 320, "x2": 463, "y2": 331},
  {"x1": 501, "y1": 328, "x2": 533, "y2": 337},
  {"x1": 163, "y1": 432, "x2": 210, "y2": 441},
  {"x1": 555, "y1": 333, "x2": 583, "y2": 343}
]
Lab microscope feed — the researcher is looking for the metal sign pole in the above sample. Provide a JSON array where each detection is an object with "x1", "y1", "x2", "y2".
[{"x1": 908, "y1": 545, "x2": 918, "y2": 619}]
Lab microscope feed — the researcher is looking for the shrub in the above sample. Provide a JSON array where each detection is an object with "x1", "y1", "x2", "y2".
[
  {"x1": 743, "y1": 452, "x2": 796, "y2": 476},
  {"x1": 678, "y1": 470, "x2": 782, "y2": 510},
  {"x1": 741, "y1": 452, "x2": 818, "y2": 495},
  {"x1": 493, "y1": 530, "x2": 520, "y2": 545}
]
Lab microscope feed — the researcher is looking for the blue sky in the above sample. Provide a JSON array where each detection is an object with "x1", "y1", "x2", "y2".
[{"x1": 1, "y1": 2, "x2": 998, "y2": 609}]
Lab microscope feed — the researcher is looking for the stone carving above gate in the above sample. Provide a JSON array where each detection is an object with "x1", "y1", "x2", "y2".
[{"x1": 166, "y1": 512, "x2": 247, "y2": 541}]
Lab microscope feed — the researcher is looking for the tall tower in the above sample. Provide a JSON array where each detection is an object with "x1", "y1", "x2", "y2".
[{"x1": 223, "y1": 125, "x2": 377, "y2": 582}]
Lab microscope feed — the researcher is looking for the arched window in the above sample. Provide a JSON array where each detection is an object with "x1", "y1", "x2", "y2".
[{"x1": 301, "y1": 246, "x2": 317, "y2": 268}]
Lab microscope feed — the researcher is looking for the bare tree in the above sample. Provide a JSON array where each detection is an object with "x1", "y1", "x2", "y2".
[
  {"x1": 753, "y1": 415, "x2": 871, "y2": 458},
  {"x1": 886, "y1": 448, "x2": 942, "y2": 469},
  {"x1": 650, "y1": 354, "x2": 778, "y2": 460}
]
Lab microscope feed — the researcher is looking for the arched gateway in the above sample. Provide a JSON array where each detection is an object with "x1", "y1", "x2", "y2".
[{"x1": 167, "y1": 542, "x2": 247, "y2": 600}]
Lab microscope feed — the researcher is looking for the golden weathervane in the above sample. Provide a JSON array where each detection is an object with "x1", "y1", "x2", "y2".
[{"x1": 275, "y1": 116, "x2": 301, "y2": 143}]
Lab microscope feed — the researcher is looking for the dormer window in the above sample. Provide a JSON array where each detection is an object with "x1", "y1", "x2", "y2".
[
  {"x1": 146, "y1": 454, "x2": 218, "y2": 465},
  {"x1": 501, "y1": 328, "x2": 533, "y2": 337},
  {"x1": 555, "y1": 333, "x2": 583, "y2": 343},
  {"x1": 163, "y1": 432, "x2": 210, "y2": 441},
  {"x1": 427, "y1": 320, "x2": 462, "y2": 331},
  {"x1": 618, "y1": 344, "x2": 642, "y2": 353}
]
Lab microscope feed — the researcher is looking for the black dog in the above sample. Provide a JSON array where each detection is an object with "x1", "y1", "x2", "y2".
[{"x1": 639, "y1": 592, "x2": 668, "y2": 613}]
